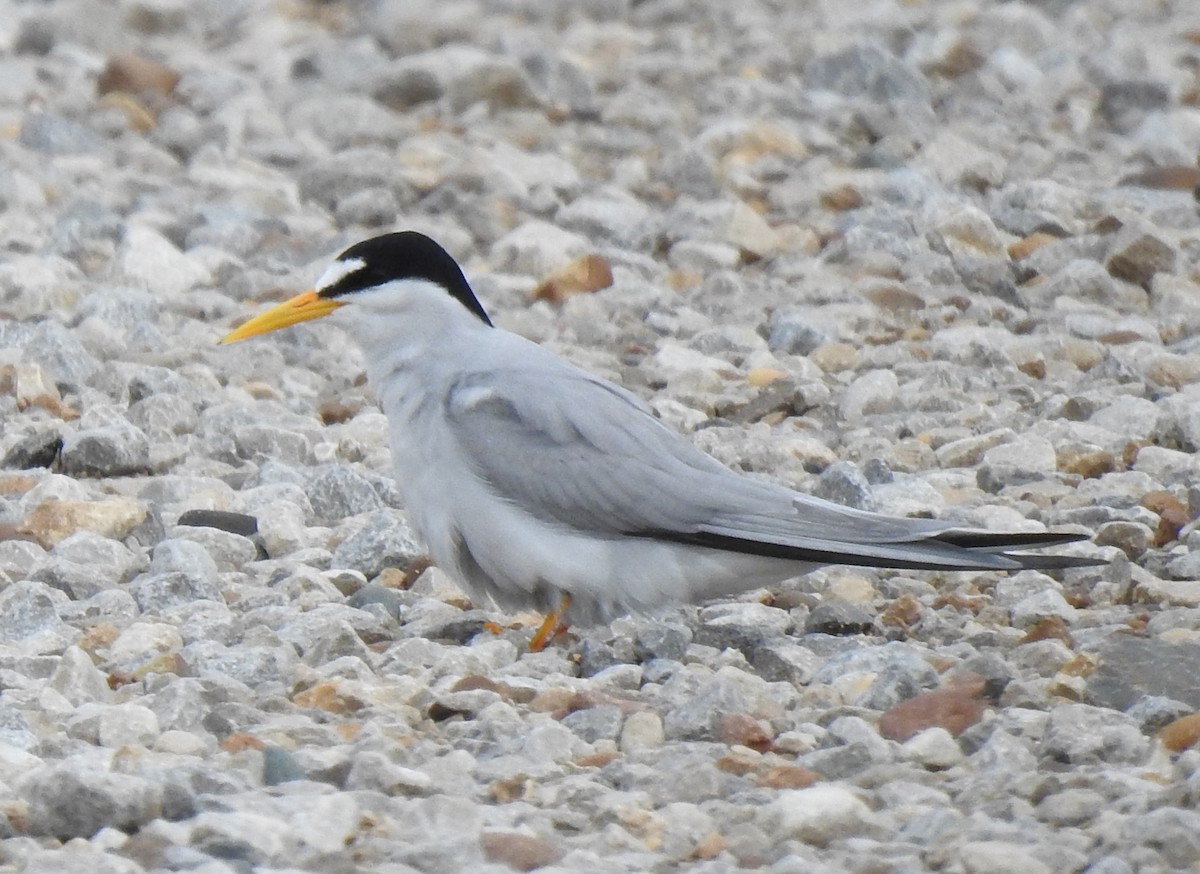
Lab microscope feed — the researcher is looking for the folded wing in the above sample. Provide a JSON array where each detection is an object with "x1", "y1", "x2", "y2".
[{"x1": 445, "y1": 366, "x2": 1098, "y2": 572}]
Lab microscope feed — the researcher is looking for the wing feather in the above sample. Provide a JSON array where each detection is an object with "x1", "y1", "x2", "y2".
[{"x1": 444, "y1": 366, "x2": 1097, "y2": 571}]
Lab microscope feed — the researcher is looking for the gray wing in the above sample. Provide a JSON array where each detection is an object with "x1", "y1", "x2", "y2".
[{"x1": 445, "y1": 367, "x2": 1094, "y2": 571}]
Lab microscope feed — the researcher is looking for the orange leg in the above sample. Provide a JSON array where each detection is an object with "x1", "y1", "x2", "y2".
[{"x1": 529, "y1": 594, "x2": 572, "y2": 652}]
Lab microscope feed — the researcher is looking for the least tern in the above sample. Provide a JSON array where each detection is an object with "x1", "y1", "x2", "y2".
[{"x1": 223, "y1": 232, "x2": 1100, "y2": 647}]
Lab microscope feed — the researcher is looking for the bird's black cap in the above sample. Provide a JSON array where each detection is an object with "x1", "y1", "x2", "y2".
[{"x1": 318, "y1": 231, "x2": 493, "y2": 326}]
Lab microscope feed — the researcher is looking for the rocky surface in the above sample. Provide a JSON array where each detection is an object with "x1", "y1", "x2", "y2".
[{"x1": 0, "y1": 0, "x2": 1198, "y2": 871}]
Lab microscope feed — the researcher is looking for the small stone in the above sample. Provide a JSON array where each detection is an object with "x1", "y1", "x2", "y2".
[
  {"x1": 805, "y1": 601, "x2": 875, "y2": 636},
  {"x1": 23, "y1": 764, "x2": 163, "y2": 840},
  {"x1": 768, "y1": 785, "x2": 877, "y2": 845},
  {"x1": 812, "y1": 461, "x2": 877, "y2": 511},
  {"x1": 620, "y1": 710, "x2": 665, "y2": 752},
  {"x1": 1040, "y1": 702, "x2": 1148, "y2": 765},
  {"x1": 49, "y1": 645, "x2": 113, "y2": 705},
  {"x1": 262, "y1": 746, "x2": 307, "y2": 786},
  {"x1": 0, "y1": 582, "x2": 79, "y2": 654},
  {"x1": 1037, "y1": 788, "x2": 1104, "y2": 827},
  {"x1": 480, "y1": 831, "x2": 563, "y2": 872},
  {"x1": 839, "y1": 369, "x2": 898, "y2": 420},
  {"x1": 3, "y1": 430, "x2": 64, "y2": 469},
  {"x1": 879, "y1": 676, "x2": 988, "y2": 741},
  {"x1": 332, "y1": 510, "x2": 425, "y2": 579},
  {"x1": 531, "y1": 254, "x2": 614, "y2": 303},
  {"x1": 492, "y1": 221, "x2": 589, "y2": 277},
  {"x1": 97, "y1": 52, "x2": 180, "y2": 97},
  {"x1": 99, "y1": 703, "x2": 160, "y2": 748},
  {"x1": 129, "y1": 571, "x2": 224, "y2": 613},
  {"x1": 561, "y1": 705, "x2": 623, "y2": 743},
  {"x1": 1159, "y1": 713, "x2": 1200, "y2": 753},
  {"x1": 19, "y1": 498, "x2": 147, "y2": 548},
  {"x1": 307, "y1": 464, "x2": 383, "y2": 521},
  {"x1": 901, "y1": 726, "x2": 964, "y2": 769},
  {"x1": 117, "y1": 225, "x2": 211, "y2": 296},
  {"x1": 19, "y1": 111, "x2": 105, "y2": 154},
  {"x1": 61, "y1": 424, "x2": 152, "y2": 478},
  {"x1": 959, "y1": 841, "x2": 1052, "y2": 874}
]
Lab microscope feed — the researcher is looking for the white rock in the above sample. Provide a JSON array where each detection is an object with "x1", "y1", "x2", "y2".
[
  {"x1": 117, "y1": 225, "x2": 212, "y2": 296},
  {"x1": 769, "y1": 785, "x2": 878, "y2": 844},
  {"x1": 99, "y1": 703, "x2": 160, "y2": 748},
  {"x1": 491, "y1": 221, "x2": 589, "y2": 276},
  {"x1": 902, "y1": 727, "x2": 965, "y2": 769}
]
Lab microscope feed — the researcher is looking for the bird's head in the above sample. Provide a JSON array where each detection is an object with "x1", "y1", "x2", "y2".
[{"x1": 221, "y1": 231, "x2": 492, "y2": 345}]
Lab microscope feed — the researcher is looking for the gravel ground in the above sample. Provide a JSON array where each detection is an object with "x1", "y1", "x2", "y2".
[{"x1": 1, "y1": 0, "x2": 1199, "y2": 871}]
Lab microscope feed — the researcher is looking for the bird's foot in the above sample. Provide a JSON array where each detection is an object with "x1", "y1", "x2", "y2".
[{"x1": 529, "y1": 594, "x2": 572, "y2": 653}]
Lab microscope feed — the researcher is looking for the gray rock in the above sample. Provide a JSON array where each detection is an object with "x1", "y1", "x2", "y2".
[
  {"x1": 1126, "y1": 807, "x2": 1200, "y2": 867},
  {"x1": 766, "y1": 308, "x2": 831, "y2": 355},
  {"x1": 149, "y1": 539, "x2": 221, "y2": 580},
  {"x1": 1040, "y1": 702, "x2": 1148, "y2": 766},
  {"x1": 32, "y1": 558, "x2": 111, "y2": 601},
  {"x1": 696, "y1": 602, "x2": 792, "y2": 653},
  {"x1": 19, "y1": 112, "x2": 105, "y2": 155},
  {"x1": 812, "y1": 461, "x2": 878, "y2": 511},
  {"x1": 307, "y1": 464, "x2": 384, "y2": 521},
  {"x1": 805, "y1": 601, "x2": 876, "y2": 636},
  {"x1": 0, "y1": 581, "x2": 79, "y2": 654},
  {"x1": 767, "y1": 784, "x2": 879, "y2": 845},
  {"x1": 23, "y1": 764, "x2": 163, "y2": 840},
  {"x1": 130, "y1": 571, "x2": 224, "y2": 613},
  {"x1": 751, "y1": 640, "x2": 821, "y2": 685},
  {"x1": 1089, "y1": 635, "x2": 1200, "y2": 709},
  {"x1": 561, "y1": 704, "x2": 623, "y2": 743},
  {"x1": 1098, "y1": 80, "x2": 1171, "y2": 133},
  {"x1": 345, "y1": 750, "x2": 433, "y2": 795},
  {"x1": 331, "y1": 510, "x2": 424, "y2": 579},
  {"x1": 262, "y1": 745, "x2": 307, "y2": 786},
  {"x1": 61, "y1": 424, "x2": 152, "y2": 478},
  {"x1": 178, "y1": 641, "x2": 298, "y2": 689}
]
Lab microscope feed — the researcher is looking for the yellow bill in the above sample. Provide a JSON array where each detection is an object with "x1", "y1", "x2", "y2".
[{"x1": 220, "y1": 290, "x2": 344, "y2": 344}]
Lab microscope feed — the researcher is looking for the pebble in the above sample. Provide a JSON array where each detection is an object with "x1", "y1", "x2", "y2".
[{"x1": 769, "y1": 785, "x2": 878, "y2": 845}]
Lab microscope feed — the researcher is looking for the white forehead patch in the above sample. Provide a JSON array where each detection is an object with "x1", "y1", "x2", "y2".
[{"x1": 314, "y1": 256, "x2": 366, "y2": 293}]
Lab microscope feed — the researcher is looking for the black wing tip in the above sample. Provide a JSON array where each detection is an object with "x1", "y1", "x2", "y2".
[{"x1": 631, "y1": 528, "x2": 1108, "y2": 573}]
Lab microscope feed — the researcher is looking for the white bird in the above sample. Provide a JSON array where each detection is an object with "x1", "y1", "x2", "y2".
[{"x1": 223, "y1": 232, "x2": 1099, "y2": 649}]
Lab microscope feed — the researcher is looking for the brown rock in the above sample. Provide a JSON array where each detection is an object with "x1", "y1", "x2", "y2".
[
  {"x1": 860, "y1": 282, "x2": 925, "y2": 312},
  {"x1": 880, "y1": 593, "x2": 924, "y2": 629},
  {"x1": 1118, "y1": 166, "x2": 1200, "y2": 190},
  {"x1": 1160, "y1": 713, "x2": 1200, "y2": 753},
  {"x1": 221, "y1": 733, "x2": 265, "y2": 753},
  {"x1": 878, "y1": 675, "x2": 987, "y2": 741},
  {"x1": 480, "y1": 831, "x2": 563, "y2": 871},
  {"x1": 292, "y1": 681, "x2": 366, "y2": 714},
  {"x1": 715, "y1": 751, "x2": 759, "y2": 776},
  {"x1": 820, "y1": 184, "x2": 863, "y2": 211},
  {"x1": 1020, "y1": 616, "x2": 1074, "y2": 647},
  {"x1": 1007, "y1": 231, "x2": 1060, "y2": 261},
  {"x1": 1016, "y1": 357, "x2": 1046, "y2": 379},
  {"x1": 757, "y1": 765, "x2": 820, "y2": 789},
  {"x1": 78, "y1": 623, "x2": 121, "y2": 656},
  {"x1": 1106, "y1": 224, "x2": 1176, "y2": 289},
  {"x1": 688, "y1": 831, "x2": 729, "y2": 861},
  {"x1": 1057, "y1": 447, "x2": 1117, "y2": 478},
  {"x1": 0, "y1": 474, "x2": 37, "y2": 496},
  {"x1": 809, "y1": 343, "x2": 859, "y2": 373},
  {"x1": 531, "y1": 254, "x2": 613, "y2": 303},
  {"x1": 19, "y1": 498, "x2": 146, "y2": 548},
  {"x1": 97, "y1": 52, "x2": 180, "y2": 97},
  {"x1": 716, "y1": 713, "x2": 773, "y2": 752},
  {"x1": 1142, "y1": 490, "x2": 1192, "y2": 545}
]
